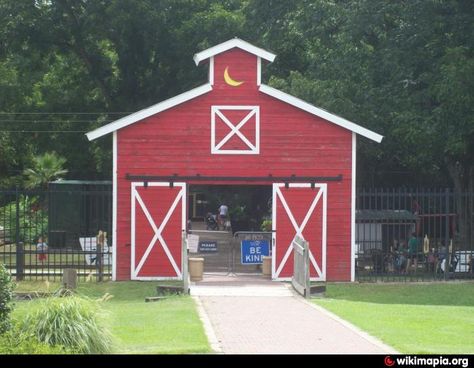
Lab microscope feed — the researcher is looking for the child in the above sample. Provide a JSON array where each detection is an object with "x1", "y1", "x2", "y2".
[{"x1": 37, "y1": 236, "x2": 48, "y2": 261}]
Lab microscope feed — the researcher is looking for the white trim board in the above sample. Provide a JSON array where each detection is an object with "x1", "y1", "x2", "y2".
[
  {"x1": 193, "y1": 38, "x2": 276, "y2": 65},
  {"x1": 86, "y1": 84, "x2": 212, "y2": 141},
  {"x1": 259, "y1": 84, "x2": 383, "y2": 143},
  {"x1": 351, "y1": 133, "x2": 356, "y2": 282},
  {"x1": 112, "y1": 131, "x2": 117, "y2": 281}
]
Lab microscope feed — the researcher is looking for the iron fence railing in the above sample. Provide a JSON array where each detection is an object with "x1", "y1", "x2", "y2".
[
  {"x1": 1, "y1": 186, "x2": 472, "y2": 282},
  {"x1": 355, "y1": 188, "x2": 473, "y2": 281},
  {"x1": 0, "y1": 188, "x2": 112, "y2": 281}
]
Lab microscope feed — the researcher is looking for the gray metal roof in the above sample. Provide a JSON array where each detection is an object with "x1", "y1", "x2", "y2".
[
  {"x1": 356, "y1": 209, "x2": 418, "y2": 222},
  {"x1": 49, "y1": 180, "x2": 112, "y2": 185}
]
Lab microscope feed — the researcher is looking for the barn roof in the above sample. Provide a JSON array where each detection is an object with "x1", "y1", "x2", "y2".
[
  {"x1": 86, "y1": 39, "x2": 383, "y2": 143},
  {"x1": 193, "y1": 38, "x2": 276, "y2": 65}
]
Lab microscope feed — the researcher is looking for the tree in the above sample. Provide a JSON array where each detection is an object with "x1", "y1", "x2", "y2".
[{"x1": 23, "y1": 152, "x2": 68, "y2": 189}]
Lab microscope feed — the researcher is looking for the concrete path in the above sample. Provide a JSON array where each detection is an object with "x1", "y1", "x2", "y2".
[{"x1": 192, "y1": 274, "x2": 397, "y2": 354}]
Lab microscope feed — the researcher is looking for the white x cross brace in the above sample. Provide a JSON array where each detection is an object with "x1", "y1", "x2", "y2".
[
  {"x1": 274, "y1": 185, "x2": 325, "y2": 279},
  {"x1": 132, "y1": 187, "x2": 183, "y2": 278},
  {"x1": 211, "y1": 105, "x2": 260, "y2": 154}
]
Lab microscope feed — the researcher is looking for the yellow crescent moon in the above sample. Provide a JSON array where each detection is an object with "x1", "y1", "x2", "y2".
[{"x1": 224, "y1": 66, "x2": 244, "y2": 87}]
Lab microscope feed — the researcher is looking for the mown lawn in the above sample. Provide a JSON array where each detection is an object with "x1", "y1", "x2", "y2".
[
  {"x1": 12, "y1": 281, "x2": 211, "y2": 354},
  {"x1": 314, "y1": 282, "x2": 474, "y2": 354}
]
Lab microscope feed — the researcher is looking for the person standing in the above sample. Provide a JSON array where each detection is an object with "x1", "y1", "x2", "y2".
[
  {"x1": 218, "y1": 203, "x2": 229, "y2": 230},
  {"x1": 37, "y1": 236, "x2": 48, "y2": 262},
  {"x1": 406, "y1": 232, "x2": 419, "y2": 272}
]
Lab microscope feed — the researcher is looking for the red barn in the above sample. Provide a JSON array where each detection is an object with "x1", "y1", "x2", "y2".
[{"x1": 87, "y1": 39, "x2": 382, "y2": 282}]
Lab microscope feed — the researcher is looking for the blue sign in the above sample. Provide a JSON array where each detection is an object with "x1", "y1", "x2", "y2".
[
  {"x1": 241, "y1": 240, "x2": 270, "y2": 264},
  {"x1": 198, "y1": 241, "x2": 218, "y2": 253}
]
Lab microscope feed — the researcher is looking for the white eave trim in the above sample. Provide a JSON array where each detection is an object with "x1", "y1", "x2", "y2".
[
  {"x1": 86, "y1": 83, "x2": 213, "y2": 141},
  {"x1": 259, "y1": 84, "x2": 383, "y2": 143},
  {"x1": 194, "y1": 38, "x2": 276, "y2": 65}
]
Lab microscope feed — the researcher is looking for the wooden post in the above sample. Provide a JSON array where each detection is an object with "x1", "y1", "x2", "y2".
[
  {"x1": 182, "y1": 230, "x2": 189, "y2": 294},
  {"x1": 63, "y1": 268, "x2": 77, "y2": 289},
  {"x1": 15, "y1": 187, "x2": 24, "y2": 281},
  {"x1": 97, "y1": 230, "x2": 106, "y2": 282}
]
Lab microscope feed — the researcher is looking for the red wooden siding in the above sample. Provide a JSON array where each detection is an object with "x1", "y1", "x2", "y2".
[
  {"x1": 115, "y1": 48, "x2": 352, "y2": 281},
  {"x1": 273, "y1": 185, "x2": 325, "y2": 279},
  {"x1": 132, "y1": 184, "x2": 184, "y2": 279}
]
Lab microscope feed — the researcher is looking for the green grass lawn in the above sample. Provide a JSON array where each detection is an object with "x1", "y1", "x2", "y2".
[
  {"x1": 314, "y1": 282, "x2": 474, "y2": 354},
  {"x1": 12, "y1": 281, "x2": 211, "y2": 354}
]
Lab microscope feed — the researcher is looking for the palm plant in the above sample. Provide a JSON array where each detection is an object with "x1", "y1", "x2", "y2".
[{"x1": 23, "y1": 152, "x2": 68, "y2": 189}]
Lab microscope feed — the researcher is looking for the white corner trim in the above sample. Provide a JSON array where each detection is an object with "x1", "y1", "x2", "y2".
[
  {"x1": 112, "y1": 131, "x2": 117, "y2": 281},
  {"x1": 351, "y1": 133, "x2": 356, "y2": 282},
  {"x1": 272, "y1": 183, "x2": 277, "y2": 280},
  {"x1": 257, "y1": 57, "x2": 261, "y2": 86},
  {"x1": 259, "y1": 84, "x2": 383, "y2": 143},
  {"x1": 194, "y1": 38, "x2": 276, "y2": 65},
  {"x1": 209, "y1": 57, "x2": 214, "y2": 86},
  {"x1": 86, "y1": 84, "x2": 213, "y2": 141}
]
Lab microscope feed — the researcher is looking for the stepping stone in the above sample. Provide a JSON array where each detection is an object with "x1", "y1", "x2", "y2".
[
  {"x1": 145, "y1": 296, "x2": 167, "y2": 303},
  {"x1": 156, "y1": 285, "x2": 184, "y2": 295}
]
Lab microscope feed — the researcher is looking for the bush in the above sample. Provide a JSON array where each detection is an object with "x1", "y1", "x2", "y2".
[
  {"x1": 0, "y1": 263, "x2": 14, "y2": 334},
  {"x1": 21, "y1": 295, "x2": 113, "y2": 354},
  {"x1": 0, "y1": 327, "x2": 69, "y2": 354},
  {"x1": 0, "y1": 195, "x2": 48, "y2": 243}
]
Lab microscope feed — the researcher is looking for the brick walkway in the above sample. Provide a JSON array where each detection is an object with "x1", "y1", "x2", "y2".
[{"x1": 193, "y1": 275, "x2": 397, "y2": 354}]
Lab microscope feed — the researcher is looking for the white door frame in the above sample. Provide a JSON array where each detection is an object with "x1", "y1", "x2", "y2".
[
  {"x1": 131, "y1": 182, "x2": 186, "y2": 280},
  {"x1": 272, "y1": 183, "x2": 327, "y2": 281}
]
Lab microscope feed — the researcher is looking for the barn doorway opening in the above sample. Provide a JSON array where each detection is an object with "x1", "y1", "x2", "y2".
[{"x1": 187, "y1": 184, "x2": 272, "y2": 275}]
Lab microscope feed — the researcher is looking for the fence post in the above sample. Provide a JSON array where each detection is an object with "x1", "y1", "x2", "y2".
[
  {"x1": 444, "y1": 188, "x2": 450, "y2": 280},
  {"x1": 182, "y1": 230, "x2": 189, "y2": 294},
  {"x1": 96, "y1": 230, "x2": 105, "y2": 282},
  {"x1": 15, "y1": 187, "x2": 24, "y2": 281},
  {"x1": 304, "y1": 239, "x2": 311, "y2": 299}
]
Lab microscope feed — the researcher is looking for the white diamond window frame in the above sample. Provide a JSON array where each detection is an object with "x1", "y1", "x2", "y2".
[{"x1": 211, "y1": 105, "x2": 260, "y2": 155}]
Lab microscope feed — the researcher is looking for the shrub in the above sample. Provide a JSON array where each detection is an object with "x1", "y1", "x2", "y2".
[
  {"x1": 0, "y1": 263, "x2": 14, "y2": 334},
  {"x1": 21, "y1": 295, "x2": 113, "y2": 354},
  {"x1": 0, "y1": 195, "x2": 48, "y2": 243},
  {"x1": 0, "y1": 327, "x2": 69, "y2": 354}
]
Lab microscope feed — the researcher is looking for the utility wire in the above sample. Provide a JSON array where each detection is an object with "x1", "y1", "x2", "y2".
[
  {"x1": 0, "y1": 112, "x2": 132, "y2": 115},
  {"x1": 0, "y1": 120, "x2": 114, "y2": 123},
  {"x1": 1, "y1": 130, "x2": 89, "y2": 133}
]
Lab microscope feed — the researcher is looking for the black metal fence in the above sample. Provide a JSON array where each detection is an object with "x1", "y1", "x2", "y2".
[
  {"x1": 2, "y1": 186, "x2": 473, "y2": 282},
  {"x1": 355, "y1": 188, "x2": 474, "y2": 281},
  {"x1": 0, "y1": 187, "x2": 112, "y2": 281}
]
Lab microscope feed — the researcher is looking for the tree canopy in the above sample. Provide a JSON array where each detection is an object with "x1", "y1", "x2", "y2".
[{"x1": 0, "y1": 0, "x2": 472, "y2": 191}]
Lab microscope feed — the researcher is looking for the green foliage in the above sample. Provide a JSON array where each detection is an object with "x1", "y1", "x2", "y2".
[
  {"x1": 260, "y1": 219, "x2": 272, "y2": 231},
  {"x1": 0, "y1": 263, "x2": 14, "y2": 334},
  {"x1": 21, "y1": 295, "x2": 113, "y2": 354},
  {"x1": 0, "y1": 327, "x2": 69, "y2": 354},
  {"x1": 23, "y1": 152, "x2": 68, "y2": 189},
  {"x1": 0, "y1": 0, "x2": 472, "y2": 190},
  {"x1": 0, "y1": 195, "x2": 48, "y2": 243}
]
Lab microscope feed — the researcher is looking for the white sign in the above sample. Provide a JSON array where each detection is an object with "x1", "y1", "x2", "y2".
[
  {"x1": 187, "y1": 234, "x2": 199, "y2": 253},
  {"x1": 79, "y1": 237, "x2": 111, "y2": 265}
]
